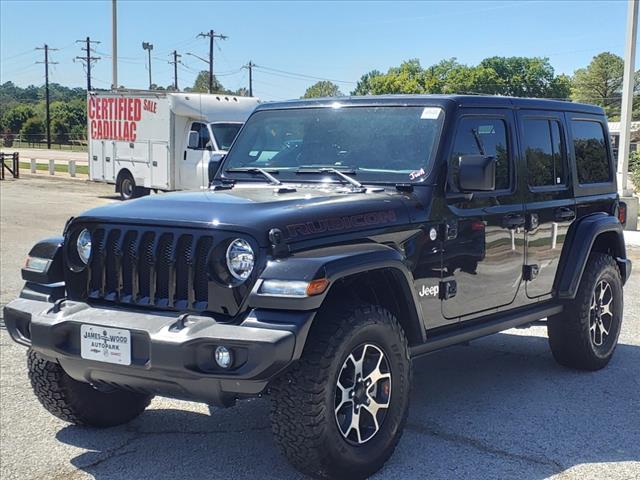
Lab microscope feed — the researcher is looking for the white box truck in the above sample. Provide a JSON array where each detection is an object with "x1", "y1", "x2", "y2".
[{"x1": 88, "y1": 90, "x2": 259, "y2": 199}]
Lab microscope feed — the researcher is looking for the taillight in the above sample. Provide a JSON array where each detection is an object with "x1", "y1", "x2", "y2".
[{"x1": 618, "y1": 202, "x2": 627, "y2": 226}]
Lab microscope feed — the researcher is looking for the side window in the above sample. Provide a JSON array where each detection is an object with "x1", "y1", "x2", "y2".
[
  {"x1": 572, "y1": 120, "x2": 611, "y2": 184},
  {"x1": 523, "y1": 118, "x2": 565, "y2": 187},
  {"x1": 190, "y1": 122, "x2": 211, "y2": 150},
  {"x1": 449, "y1": 117, "x2": 510, "y2": 191}
]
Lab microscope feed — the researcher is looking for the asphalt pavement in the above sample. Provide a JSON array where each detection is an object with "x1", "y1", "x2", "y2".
[{"x1": 1, "y1": 176, "x2": 639, "y2": 480}]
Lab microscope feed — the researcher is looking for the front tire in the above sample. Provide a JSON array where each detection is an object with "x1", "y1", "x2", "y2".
[
  {"x1": 28, "y1": 350, "x2": 152, "y2": 427},
  {"x1": 270, "y1": 305, "x2": 411, "y2": 479},
  {"x1": 548, "y1": 253, "x2": 623, "y2": 371}
]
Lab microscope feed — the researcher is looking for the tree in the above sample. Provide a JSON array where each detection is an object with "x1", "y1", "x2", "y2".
[
  {"x1": 20, "y1": 116, "x2": 45, "y2": 142},
  {"x1": 189, "y1": 71, "x2": 227, "y2": 93},
  {"x1": 302, "y1": 80, "x2": 343, "y2": 98},
  {"x1": 478, "y1": 56, "x2": 571, "y2": 98},
  {"x1": 368, "y1": 59, "x2": 427, "y2": 95},
  {"x1": 571, "y1": 52, "x2": 627, "y2": 119},
  {"x1": 2, "y1": 104, "x2": 36, "y2": 133},
  {"x1": 351, "y1": 70, "x2": 382, "y2": 96}
]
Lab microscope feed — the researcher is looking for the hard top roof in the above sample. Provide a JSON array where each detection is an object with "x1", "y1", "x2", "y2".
[{"x1": 256, "y1": 94, "x2": 604, "y2": 115}]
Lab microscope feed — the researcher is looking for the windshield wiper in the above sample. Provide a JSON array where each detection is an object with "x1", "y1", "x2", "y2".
[
  {"x1": 225, "y1": 167, "x2": 282, "y2": 185},
  {"x1": 296, "y1": 167, "x2": 363, "y2": 190}
]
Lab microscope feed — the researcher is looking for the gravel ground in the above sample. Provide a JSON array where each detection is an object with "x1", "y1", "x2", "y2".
[{"x1": 1, "y1": 176, "x2": 639, "y2": 480}]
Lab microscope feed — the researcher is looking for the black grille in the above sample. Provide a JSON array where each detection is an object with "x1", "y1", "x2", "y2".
[{"x1": 83, "y1": 226, "x2": 216, "y2": 311}]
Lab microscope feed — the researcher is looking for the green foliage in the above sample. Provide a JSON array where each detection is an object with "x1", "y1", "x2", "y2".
[
  {"x1": 359, "y1": 56, "x2": 570, "y2": 99},
  {"x1": 302, "y1": 80, "x2": 343, "y2": 98},
  {"x1": 188, "y1": 71, "x2": 228, "y2": 94},
  {"x1": 630, "y1": 151, "x2": 640, "y2": 192},
  {"x1": 2, "y1": 104, "x2": 36, "y2": 132},
  {"x1": 351, "y1": 70, "x2": 383, "y2": 96},
  {"x1": 572, "y1": 52, "x2": 626, "y2": 119},
  {"x1": 478, "y1": 56, "x2": 571, "y2": 98},
  {"x1": 20, "y1": 116, "x2": 45, "y2": 140}
]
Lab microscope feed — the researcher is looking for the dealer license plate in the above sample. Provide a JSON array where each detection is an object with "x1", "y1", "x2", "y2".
[{"x1": 80, "y1": 325, "x2": 131, "y2": 366}]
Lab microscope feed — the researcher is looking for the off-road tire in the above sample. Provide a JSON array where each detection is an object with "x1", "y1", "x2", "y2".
[
  {"x1": 548, "y1": 253, "x2": 623, "y2": 371},
  {"x1": 270, "y1": 304, "x2": 411, "y2": 479},
  {"x1": 27, "y1": 350, "x2": 152, "y2": 427}
]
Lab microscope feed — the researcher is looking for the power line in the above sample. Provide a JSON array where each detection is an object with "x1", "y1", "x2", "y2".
[
  {"x1": 74, "y1": 37, "x2": 100, "y2": 91},
  {"x1": 35, "y1": 44, "x2": 58, "y2": 148},
  {"x1": 197, "y1": 29, "x2": 227, "y2": 93},
  {"x1": 253, "y1": 64, "x2": 357, "y2": 84}
]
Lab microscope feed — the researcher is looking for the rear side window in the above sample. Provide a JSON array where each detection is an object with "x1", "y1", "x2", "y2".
[
  {"x1": 523, "y1": 119, "x2": 565, "y2": 187},
  {"x1": 571, "y1": 120, "x2": 611, "y2": 184},
  {"x1": 450, "y1": 117, "x2": 510, "y2": 191}
]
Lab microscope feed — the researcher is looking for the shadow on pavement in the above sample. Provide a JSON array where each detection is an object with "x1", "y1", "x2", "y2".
[{"x1": 56, "y1": 331, "x2": 640, "y2": 479}]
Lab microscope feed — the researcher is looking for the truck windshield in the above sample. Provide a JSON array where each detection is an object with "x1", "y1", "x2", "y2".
[
  {"x1": 210, "y1": 123, "x2": 243, "y2": 151},
  {"x1": 222, "y1": 106, "x2": 444, "y2": 183}
]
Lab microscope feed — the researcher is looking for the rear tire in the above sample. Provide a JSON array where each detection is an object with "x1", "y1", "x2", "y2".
[
  {"x1": 27, "y1": 350, "x2": 152, "y2": 427},
  {"x1": 548, "y1": 253, "x2": 623, "y2": 371},
  {"x1": 270, "y1": 304, "x2": 411, "y2": 479},
  {"x1": 117, "y1": 173, "x2": 136, "y2": 201}
]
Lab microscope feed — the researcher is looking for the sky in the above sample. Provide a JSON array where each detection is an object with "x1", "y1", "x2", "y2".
[{"x1": 1, "y1": 0, "x2": 638, "y2": 101}]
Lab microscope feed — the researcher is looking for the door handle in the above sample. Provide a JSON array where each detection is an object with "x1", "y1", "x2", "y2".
[
  {"x1": 554, "y1": 207, "x2": 576, "y2": 222},
  {"x1": 503, "y1": 213, "x2": 525, "y2": 229}
]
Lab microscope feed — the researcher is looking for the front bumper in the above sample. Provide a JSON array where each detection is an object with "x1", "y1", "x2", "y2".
[{"x1": 3, "y1": 298, "x2": 315, "y2": 407}]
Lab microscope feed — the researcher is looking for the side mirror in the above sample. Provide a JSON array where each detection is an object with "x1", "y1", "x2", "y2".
[
  {"x1": 187, "y1": 131, "x2": 199, "y2": 149},
  {"x1": 458, "y1": 155, "x2": 496, "y2": 192}
]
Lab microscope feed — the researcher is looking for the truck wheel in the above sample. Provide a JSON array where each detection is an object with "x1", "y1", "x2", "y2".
[
  {"x1": 548, "y1": 253, "x2": 623, "y2": 371},
  {"x1": 27, "y1": 350, "x2": 152, "y2": 427},
  {"x1": 118, "y1": 173, "x2": 136, "y2": 201},
  {"x1": 270, "y1": 304, "x2": 411, "y2": 479}
]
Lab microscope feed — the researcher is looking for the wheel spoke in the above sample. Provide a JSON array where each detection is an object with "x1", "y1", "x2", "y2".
[
  {"x1": 335, "y1": 382, "x2": 352, "y2": 414},
  {"x1": 347, "y1": 408, "x2": 362, "y2": 444}
]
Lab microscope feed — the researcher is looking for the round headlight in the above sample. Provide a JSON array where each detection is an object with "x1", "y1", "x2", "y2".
[
  {"x1": 226, "y1": 238, "x2": 254, "y2": 281},
  {"x1": 77, "y1": 229, "x2": 92, "y2": 265}
]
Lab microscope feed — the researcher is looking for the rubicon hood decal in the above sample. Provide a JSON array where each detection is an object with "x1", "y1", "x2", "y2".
[{"x1": 287, "y1": 210, "x2": 398, "y2": 238}]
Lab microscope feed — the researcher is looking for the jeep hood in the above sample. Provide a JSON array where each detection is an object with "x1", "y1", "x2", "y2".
[{"x1": 77, "y1": 183, "x2": 424, "y2": 246}]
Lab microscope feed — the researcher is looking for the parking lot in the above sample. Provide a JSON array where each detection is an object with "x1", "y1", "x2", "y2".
[{"x1": 1, "y1": 176, "x2": 639, "y2": 480}]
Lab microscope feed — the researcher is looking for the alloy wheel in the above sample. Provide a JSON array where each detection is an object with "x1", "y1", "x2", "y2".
[
  {"x1": 334, "y1": 343, "x2": 392, "y2": 445},
  {"x1": 589, "y1": 280, "x2": 614, "y2": 347}
]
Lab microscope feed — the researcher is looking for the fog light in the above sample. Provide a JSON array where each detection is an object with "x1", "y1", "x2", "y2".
[{"x1": 214, "y1": 346, "x2": 233, "y2": 369}]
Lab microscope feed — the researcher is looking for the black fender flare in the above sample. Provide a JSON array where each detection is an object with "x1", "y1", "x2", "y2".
[
  {"x1": 248, "y1": 243, "x2": 425, "y2": 342},
  {"x1": 555, "y1": 213, "x2": 629, "y2": 300}
]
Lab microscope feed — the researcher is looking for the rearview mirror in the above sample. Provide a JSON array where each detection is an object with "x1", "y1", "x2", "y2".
[
  {"x1": 458, "y1": 155, "x2": 496, "y2": 192},
  {"x1": 187, "y1": 131, "x2": 199, "y2": 149}
]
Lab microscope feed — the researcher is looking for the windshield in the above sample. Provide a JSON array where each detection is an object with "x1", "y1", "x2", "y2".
[
  {"x1": 210, "y1": 123, "x2": 243, "y2": 151},
  {"x1": 221, "y1": 106, "x2": 444, "y2": 183}
]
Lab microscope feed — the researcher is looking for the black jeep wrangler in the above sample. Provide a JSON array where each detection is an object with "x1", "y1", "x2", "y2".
[{"x1": 4, "y1": 95, "x2": 632, "y2": 479}]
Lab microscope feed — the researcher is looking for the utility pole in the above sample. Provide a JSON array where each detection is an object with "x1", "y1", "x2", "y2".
[
  {"x1": 247, "y1": 60, "x2": 254, "y2": 97},
  {"x1": 112, "y1": 0, "x2": 118, "y2": 89},
  {"x1": 75, "y1": 37, "x2": 101, "y2": 91},
  {"x1": 197, "y1": 29, "x2": 227, "y2": 93},
  {"x1": 169, "y1": 50, "x2": 181, "y2": 90},
  {"x1": 142, "y1": 42, "x2": 154, "y2": 89},
  {"x1": 36, "y1": 44, "x2": 58, "y2": 149},
  {"x1": 618, "y1": 0, "x2": 638, "y2": 199}
]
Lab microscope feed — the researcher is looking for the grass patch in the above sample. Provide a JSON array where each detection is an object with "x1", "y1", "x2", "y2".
[{"x1": 19, "y1": 162, "x2": 89, "y2": 175}]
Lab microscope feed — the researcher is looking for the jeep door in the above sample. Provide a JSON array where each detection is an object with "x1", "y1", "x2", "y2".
[
  {"x1": 442, "y1": 109, "x2": 525, "y2": 320},
  {"x1": 517, "y1": 110, "x2": 576, "y2": 299}
]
